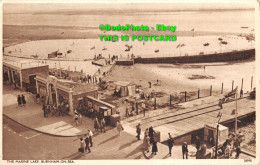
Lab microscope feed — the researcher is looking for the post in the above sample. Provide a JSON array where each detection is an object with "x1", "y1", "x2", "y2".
[
  {"x1": 221, "y1": 83, "x2": 223, "y2": 94},
  {"x1": 215, "y1": 124, "x2": 219, "y2": 159},
  {"x1": 232, "y1": 80, "x2": 234, "y2": 90},
  {"x1": 210, "y1": 85, "x2": 212, "y2": 96},
  {"x1": 251, "y1": 76, "x2": 253, "y2": 90},
  {"x1": 235, "y1": 92, "x2": 238, "y2": 135},
  {"x1": 136, "y1": 102, "x2": 138, "y2": 115},
  {"x1": 170, "y1": 95, "x2": 172, "y2": 105},
  {"x1": 198, "y1": 88, "x2": 200, "y2": 99},
  {"x1": 185, "y1": 91, "x2": 187, "y2": 102},
  {"x1": 154, "y1": 97, "x2": 156, "y2": 110},
  {"x1": 241, "y1": 78, "x2": 243, "y2": 91}
]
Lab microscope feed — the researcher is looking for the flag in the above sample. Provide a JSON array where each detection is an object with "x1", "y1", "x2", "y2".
[
  {"x1": 90, "y1": 46, "x2": 95, "y2": 50},
  {"x1": 225, "y1": 86, "x2": 238, "y2": 98},
  {"x1": 191, "y1": 28, "x2": 194, "y2": 31}
]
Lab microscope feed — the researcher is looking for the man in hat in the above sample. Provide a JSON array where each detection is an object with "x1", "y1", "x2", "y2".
[
  {"x1": 167, "y1": 133, "x2": 174, "y2": 156},
  {"x1": 182, "y1": 142, "x2": 188, "y2": 159}
]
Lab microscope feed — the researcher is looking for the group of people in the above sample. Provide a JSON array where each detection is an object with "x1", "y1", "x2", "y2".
[
  {"x1": 142, "y1": 126, "x2": 158, "y2": 155},
  {"x1": 17, "y1": 94, "x2": 26, "y2": 107},
  {"x1": 94, "y1": 117, "x2": 106, "y2": 133},
  {"x1": 42, "y1": 101, "x2": 70, "y2": 118},
  {"x1": 217, "y1": 136, "x2": 242, "y2": 159},
  {"x1": 78, "y1": 130, "x2": 94, "y2": 155}
]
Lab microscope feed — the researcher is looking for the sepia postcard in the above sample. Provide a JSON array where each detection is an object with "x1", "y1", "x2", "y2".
[{"x1": 1, "y1": 0, "x2": 259, "y2": 164}]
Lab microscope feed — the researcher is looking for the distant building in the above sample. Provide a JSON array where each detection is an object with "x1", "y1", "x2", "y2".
[{"x1": 3, "y1": 60, "x2": 49, "y2": 93}]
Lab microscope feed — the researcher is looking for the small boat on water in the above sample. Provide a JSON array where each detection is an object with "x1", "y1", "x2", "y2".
[
  {"x1": 31, "y1": 54, "x2": 38, "y2": 58},
  {"x1": 102, "y1": 47, "x2": 107, "y2": 51},
  {"x1": 155, "y1": 49, "x2": 159, "y2": 53},
  {"x1": 203, "y1": 43, "x2": 210, "y2": 46},
  {"x1": 221, "y1": 41, "x2": 228, "y2": 45},
  {"x1": 241, "y1": 27, "x2": 249, "y2": 28},
  {"x1": 67, "y1": 50, "x2": 72, "y2": 53}
]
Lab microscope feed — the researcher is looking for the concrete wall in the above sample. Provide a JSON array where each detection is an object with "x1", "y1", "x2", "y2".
[
  {"x1": 116, "y1": 60, "x2": 134, "y2": 65},
  {"x1": 22, "y1": 66, "x2": 49, "y2": 83},
  {"x1": 134, "y1": 49, "x2": 255, "y2": 64}
]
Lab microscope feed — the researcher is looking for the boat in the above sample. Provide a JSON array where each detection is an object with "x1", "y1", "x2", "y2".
[
  {"x1": 155, "y1": 49, "x2": 159, "y2": 53},
  {"x1": 102, "y1": 47, "x2": 107, "y2": 51},
  {"x1": 31, "y1": 54, "x2": 38, "y2": 58},
  {"x1": 203, "y1": 43, "x2": 210, "y2": 46},
  {"x1": 67, "y1": 50, "x2": 72, "y2": 53},
  {"x1": 221, "y1": 41, "x2": 228, "y2": 45},
  {"x1": 241, "y1": 27, "x2": 249, "y2": 28}
]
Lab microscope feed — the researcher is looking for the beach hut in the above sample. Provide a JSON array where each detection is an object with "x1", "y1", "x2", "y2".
[
  {"x1": 114, "y1": 81, "x2": 136, "y2": 97},
  {"x1": 204, "y1": 124, "x2": 229, "y2": 145}
]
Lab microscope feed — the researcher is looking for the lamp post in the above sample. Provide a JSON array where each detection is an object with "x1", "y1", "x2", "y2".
[{"x1": 215, "y1": 111, "x2": 222, "y2": 159}]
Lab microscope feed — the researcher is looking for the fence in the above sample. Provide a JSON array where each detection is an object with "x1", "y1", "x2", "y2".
[{"x1": 142, "y1": 77, "x2": 255, "y2": 110}]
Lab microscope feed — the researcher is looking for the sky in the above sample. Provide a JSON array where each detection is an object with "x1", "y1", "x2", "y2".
[{"x1": 2, "y1": 0, "x2": 256, "y2": 14}]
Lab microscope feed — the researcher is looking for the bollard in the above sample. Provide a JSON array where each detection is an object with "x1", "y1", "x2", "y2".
[
  {"x1": 210, "y1": 85, "x2": 212, "y2": 96},
  {"x1": 154, "y1": 97, "x2": 156, "y2": 110},
  {"x1": 185, "y1": 91, "x2": 187, "y2": 102},
  {"x1": 170, "y1": 95, "x2": 172, "y2": 105},
  {"x1": 251, "y1": 76, "x2": 253, "y2": 90},
  {"x1": 241, "y1": 78, "x2": 243, "y2": 91},
  {"x1": 198, "y1": 89, "x2": 200, "y2": 99},
  {"x1": 221, "y1": 83, "x2": 223, "y2": 94},
  {"x1": 232, "y1": 80, "x2": 234, "y2": 91}
]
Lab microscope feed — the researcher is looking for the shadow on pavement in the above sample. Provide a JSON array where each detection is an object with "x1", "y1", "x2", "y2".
[
  {"x1": 125, "y1": 144, "x2": 143, "y2": 158},
  {"x1": 119, "y1": 139, "x2": 137, "y2": 150},
  {"x1": 98, "y1": 135, "x2": 118, "y2": 146}
]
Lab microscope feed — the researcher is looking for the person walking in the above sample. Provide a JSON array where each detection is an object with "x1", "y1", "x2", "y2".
[
  {"x1": 88, "y1": 129, "x2": 93, "y2": 147},
  {"x1": 149, "y1": 126, "x2": 155, "y2": 144},
  {"x1": 218, "y1": 99, "x2": 223, "y2": 109},
  {"x1": 100, "y1": 118, "x2": 106, "y2": 133},
  {"x1": 116, "y1": 121, "x2": 123, "y2": 136},
  {"x1": 151, "y1": 139, "x2": 158, "y2": 155},
  {"x1": 79, "y1": 138, "x2": 85, "y2": 155},
  {"x1": 195, "y1": 136, "x2": 201, "y2": 151},
  {"x1": 136, "y1": 123, "x2": 141, "y2": 140},
  {"x1": 17, "y1": 95, "x2": 22, "y2": 107},
  {"x1": 94, "y1": 117, "x2": 99, "y2": 131},
  {"x1": 143, "y1": 134, "x2": 150, "y2": 153},
  {"x1": 42, "y1": 103, "x2": 46, "y2": 117},
  {"x1": 182, "y1": 142, "x2": 189, "y2": 159},
  {"x1": 21, "y1": 95, "x2": 26, "y2": 106},
  {"x1": 74, "y1": 113, "x2": 79, "y2": 126},
  {"x1": 144, "y1": 128, "x2": 149, "y2": 137},
  {"x1": 84, "y1": 135, "x2": 91, "y2": 153},
  {"x1": 234, "y1": 138, "x2": 241, "y2": 159},
  {"x1": 167, "y1": 133, "x2": 174, "y2": 156}
]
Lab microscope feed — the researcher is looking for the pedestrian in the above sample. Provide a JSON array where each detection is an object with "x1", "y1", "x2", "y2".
[
  {"x1": 218, "y1": 99, "x2": 223, "y2": 109},
  {"x1": 144, "y1": 128, "x2": 149, "y2": 137},
  {"x1": 79, "y1": 138, "x2": 85, "y2": 155},
  {"x1": 151, "y1": 139, "x2": 158, "y2": 155},
  {"x1": 143, "y1": 134, "x2": 150, "y2": 152},
  {"x1": 195, "y1": 136, "x2": 201, "y2": 151},
  {"x1": 21, "y1": 95, "x2": 26, "y2": 106},
  {"x1": 94, "y1": 117, "x2": 99, "y2": 131},
  {"x1": 84, "y1": 135, "x2": 91, "y2": 153},
  {"x1": 17, "y1": 95, "x2": 22, "y2": 107},
  {"x1": 74, "y1": 113, "x2": 79, "y2": 126},
  {"x1": 88, "y1": 129, "x2": 93, "y2": 147},
  {"x1": 234, "y1": 139, "x2": 241, "y2": 159},
  {"x1": 79, "y1": 113, "x2": 82, "y2": 125},
  {"x1": 42, "y1": 103, "x2": 46, "y2": 117},
  {"x1": 167, "y1": 133, "x2": 174, "y2": 156},
  {"x1": 136, "y1": 123, "x2": 141, "y2": 140},
  {"x1": 125, "y1": 106, "x2": 129, "y2": 117},
  {"x1": 36, "y1": 93, "x2": 40, "y2": 104},
  {"x1": 116, "y1": 121, "x2": 123, "y2": 136},
  {"x1": 149, "y1": 126, "x2": 155, "y2": 144},
  {"x1": 182, "y1": 142, "x2": 189, "y2": 159},
  {"x1": 100, "y1": 118, "x2": 106, "y2": 133}
]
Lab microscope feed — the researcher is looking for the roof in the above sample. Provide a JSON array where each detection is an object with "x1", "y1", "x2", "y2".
[
  {"x1": 205, "y1": 123, "x2": 228, "y2": 131},
  {"x1": 114, "y1": 81, "x2": 135, "y2": 86},
  {"x1": 3, "y1": 60, "x2": 48, "y2": 70}
]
